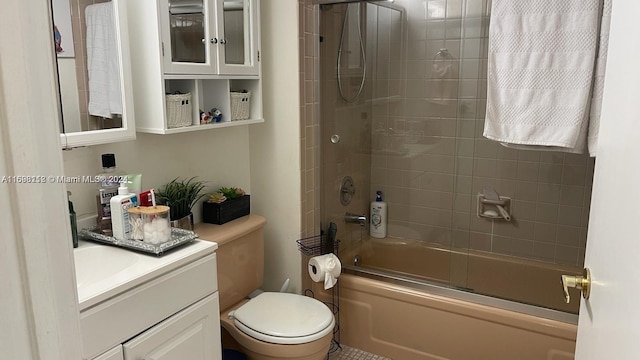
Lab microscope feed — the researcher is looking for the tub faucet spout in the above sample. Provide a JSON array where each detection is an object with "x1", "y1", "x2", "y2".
[{"x1": 345, "y1": 212, "x2": 367, "y2": 226}]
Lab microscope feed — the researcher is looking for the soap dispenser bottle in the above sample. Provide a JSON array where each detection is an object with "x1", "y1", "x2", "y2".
[
  {"x1": 110, "y1": 183, "x2": 137, "y2": 241},
  {"x1": 370, "y1": 190, "x2": 387, "y2": 238}
]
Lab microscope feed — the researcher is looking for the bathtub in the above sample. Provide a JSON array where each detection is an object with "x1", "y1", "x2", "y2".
[{"x1": 325, "y1": 238, "x2": 580, "y2": 359}]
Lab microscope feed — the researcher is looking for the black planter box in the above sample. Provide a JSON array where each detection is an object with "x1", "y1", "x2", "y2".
[{"x1": 203, "y1": 195, "x2": 250, "y2": 225}]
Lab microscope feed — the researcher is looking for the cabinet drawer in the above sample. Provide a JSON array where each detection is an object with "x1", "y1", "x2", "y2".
[{"x1": 81, "y1": 253, "x2": 218, "y2": 359}]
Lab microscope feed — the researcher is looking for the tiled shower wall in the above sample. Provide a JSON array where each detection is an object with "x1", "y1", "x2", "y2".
[
  {"x1": 368, "y1": 0, "x2": 594, "y2": 267},
  {"x1": 302, "y1": 0, "x2": 593, "y2": 268},
  {"x1": 299, "y1": 0, "x2": 321, "y2": 238}
]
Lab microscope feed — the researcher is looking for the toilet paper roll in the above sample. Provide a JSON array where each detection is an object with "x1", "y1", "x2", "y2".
[{"x1": 308, "y1": 253, "x2": 342, "y2": 290}]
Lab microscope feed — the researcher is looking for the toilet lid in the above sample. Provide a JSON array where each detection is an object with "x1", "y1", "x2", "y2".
[{"x1": 232, "y1": 292, "x2": 335, "y2": 345}]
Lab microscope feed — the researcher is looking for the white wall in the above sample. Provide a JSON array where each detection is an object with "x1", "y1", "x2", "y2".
[
  {"x1": 62, "y1": 1, "x2": 303, "y2": 294},
  {"x1": 63, "y1": 127, "x2": 252, "y2": 224},
  {"x1": 63, "y1": 0, "x2": 303, "y2": 294},
  {"x1": 250, "y1": 1, "x2": 303, "y2": 293}
]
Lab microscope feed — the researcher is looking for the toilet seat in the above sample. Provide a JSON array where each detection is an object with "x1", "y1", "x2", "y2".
[{"x1": 232, "y1": 292, "x2": 335, "y2": 345}]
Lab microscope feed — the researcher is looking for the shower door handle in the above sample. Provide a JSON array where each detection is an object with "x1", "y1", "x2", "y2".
[{"x1": 561, "y1": 268, "x2": 591, "y2": 304}]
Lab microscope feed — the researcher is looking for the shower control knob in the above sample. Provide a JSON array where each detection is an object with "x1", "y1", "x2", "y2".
[{"x1": 561, "y1": 268, "x2": 591, "y2": 304}]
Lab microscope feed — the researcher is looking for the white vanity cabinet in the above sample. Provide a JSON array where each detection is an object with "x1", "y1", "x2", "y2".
[
  {"x1": 81, "y1": 248, "x2": 221, "y2": 360},
  {"x1": 126, "y1": 0, "x2": 262, "y2": 134}
]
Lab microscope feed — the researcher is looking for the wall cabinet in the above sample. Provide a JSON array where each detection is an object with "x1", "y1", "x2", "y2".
[
  {"x1": 126, "y1": 0, "x2": 262, "y2": 134},
  {"x1": 160, "y1": 0, "x2": 260, "y2": 76}
]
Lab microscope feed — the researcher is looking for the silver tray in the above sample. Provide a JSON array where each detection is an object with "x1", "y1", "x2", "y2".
[{"x1": 79, "y1": 227, "x2": 198, "y2": 256}]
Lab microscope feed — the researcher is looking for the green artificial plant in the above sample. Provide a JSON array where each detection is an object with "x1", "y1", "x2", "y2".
[{"x1": 156, "y1": 177, "x2": 208, "y2": 220}]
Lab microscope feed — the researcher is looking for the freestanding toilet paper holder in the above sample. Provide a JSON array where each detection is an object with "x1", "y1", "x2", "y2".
[{"x1": 296, "y1": 224, "x2": 342, "y2": 356}]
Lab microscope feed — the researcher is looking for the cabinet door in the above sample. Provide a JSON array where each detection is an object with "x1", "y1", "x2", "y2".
[
  {"x1": 160, "y1": 0, "x2": 219, "y2": 74},
  {"x1": 123, "y1": 293, "x2": 222, "y2": 360},
  {"x1": 93, "y1": 345, "x2": 124, "y2": 360},
  {"x1": 216, "y1": 0, "x2": 260, "y2": 75}
]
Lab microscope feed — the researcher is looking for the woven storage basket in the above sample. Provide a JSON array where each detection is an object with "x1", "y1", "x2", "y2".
[
  {"x1": 230, "y1": 91, "x2": 251, "y2": 121},
  {"x1": 166, "y1": 93, "x2": 192, "y2": 128}
]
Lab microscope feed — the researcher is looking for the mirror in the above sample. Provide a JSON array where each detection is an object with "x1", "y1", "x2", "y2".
[
  {"x1": 223, "y1": 0, "x2": 247, "y2": 65},
  {"x1": 51, "y1": 0, "x2": 135, "y2": 148}
]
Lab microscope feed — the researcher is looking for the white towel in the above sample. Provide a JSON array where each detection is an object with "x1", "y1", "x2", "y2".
[
  {"x1": 587, "y1": 0, "x2": 612, "y2": 156},
  {"x1": 483, "y1": 0, "x2": 603, "y2": 154},
  {"x1": 86, "y1": 2, "x2": 122, "y2": 119}
]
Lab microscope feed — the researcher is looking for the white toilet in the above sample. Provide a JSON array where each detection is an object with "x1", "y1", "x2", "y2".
[{"x1": 209, "y1": 217, "x2": 335, "y2": 360}]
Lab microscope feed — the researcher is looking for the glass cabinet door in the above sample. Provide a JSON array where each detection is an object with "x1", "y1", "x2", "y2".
[
  {"x1": 216, "y1": 0, "x2": 259, "y2": 75},
  {"x1": 169, "y1": 0, "x2": 206, "y2": 63},
  {"x1": 161, "y1": 0, "x2": 259, "y2": 75},
  {"x1": 163, "y1": 0, "x2": 217, "y2": 74}
]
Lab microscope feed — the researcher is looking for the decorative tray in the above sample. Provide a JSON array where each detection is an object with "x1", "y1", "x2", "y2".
[{"x1": 78, "y1": 227, "x2": 198, "y2": 256}]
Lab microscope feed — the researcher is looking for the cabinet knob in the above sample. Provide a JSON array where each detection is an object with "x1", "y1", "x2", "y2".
[
  {"x1": 211, "y1": 38, "x2": 218, "y2": 44},
  {"x1": 201, "y1": 38, "x2": 206, "y2": 44},
  {"x1": 219, "y1": 38, "x2": 227, "y2": 45}
]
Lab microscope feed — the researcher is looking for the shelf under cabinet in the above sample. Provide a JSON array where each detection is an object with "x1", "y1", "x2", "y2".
[{"x1": 137, "y1": 118, "x2": 264, "y2": 135}]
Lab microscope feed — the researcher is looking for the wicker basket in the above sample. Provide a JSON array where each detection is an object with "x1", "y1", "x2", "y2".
[
  {"x1": 166, "y1": 93, "x2": 192, "y2": 128},
  {"x1": 230, "y1": 91, "x2": 251, "y2": 121}
]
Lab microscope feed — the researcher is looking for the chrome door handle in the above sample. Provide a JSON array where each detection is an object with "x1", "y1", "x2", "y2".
[{"x1": 561, "y1": 268, "x2": 591, "y2": 304}]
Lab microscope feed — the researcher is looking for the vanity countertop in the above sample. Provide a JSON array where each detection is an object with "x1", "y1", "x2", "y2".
[{"x1": 75, "y1": 239, "x2": 217, "y2": 311}]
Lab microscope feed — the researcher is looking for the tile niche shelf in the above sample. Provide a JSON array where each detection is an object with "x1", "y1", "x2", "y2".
[{"x1": 135, "y1": 77, "x2": 263, "y2": 135}]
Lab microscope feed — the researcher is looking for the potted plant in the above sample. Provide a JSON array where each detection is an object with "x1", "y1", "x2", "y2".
[
  {"x1": 155, "y1": 177, "x2": 207, "y2": 231},
  {"x1": 203, "y1": 187, "x2": 250, "y2": 224}
]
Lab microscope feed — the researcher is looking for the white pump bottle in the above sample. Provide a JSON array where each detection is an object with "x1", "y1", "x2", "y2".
[
  {"x1": 110, "y1": 183, "x2": 137, "y2": 240},
  {"x1": 370, "y1": 190, "x2": 387, "y2": 238}
]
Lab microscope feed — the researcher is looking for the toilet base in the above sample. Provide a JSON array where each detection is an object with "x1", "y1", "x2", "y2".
[{"x1": 220, "y1": 300, "x2": 333, "y2": 360}]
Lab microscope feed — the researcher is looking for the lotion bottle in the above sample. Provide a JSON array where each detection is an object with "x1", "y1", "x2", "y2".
[
  {"x1": 370, "y1": 190, "x2": 387, "y2": 238},
  {"x1": 110, "y1": 183, "x2": 137, "y2": 241}
]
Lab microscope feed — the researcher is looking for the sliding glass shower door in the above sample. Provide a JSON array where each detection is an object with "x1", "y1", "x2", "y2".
[{"x1": 319, "y1": 0, "x2": 593, "y2": 314}]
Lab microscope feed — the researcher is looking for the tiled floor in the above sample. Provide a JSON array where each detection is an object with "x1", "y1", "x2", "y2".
[{"x1": 328, "y1": 345, "x2": 392, "y2": 360}]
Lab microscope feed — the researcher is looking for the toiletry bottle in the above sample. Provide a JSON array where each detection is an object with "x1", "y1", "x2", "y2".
[
  {"x1": 370, "y1": 190, "x2": 387, "y2": 238},
  {"x1": 68, "y1": 191, "x2": 78, "y2": 248},
  {"x1": 110, "y1": 183, "x2": 137, "y2": 241},
  {"x1": 96, "y1": 153, "x2": 125, "y2": 235}
]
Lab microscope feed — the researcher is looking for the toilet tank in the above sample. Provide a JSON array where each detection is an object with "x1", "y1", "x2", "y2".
[{"x1": 195, "y1": 216, "x2": 265, "y2": 311}]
